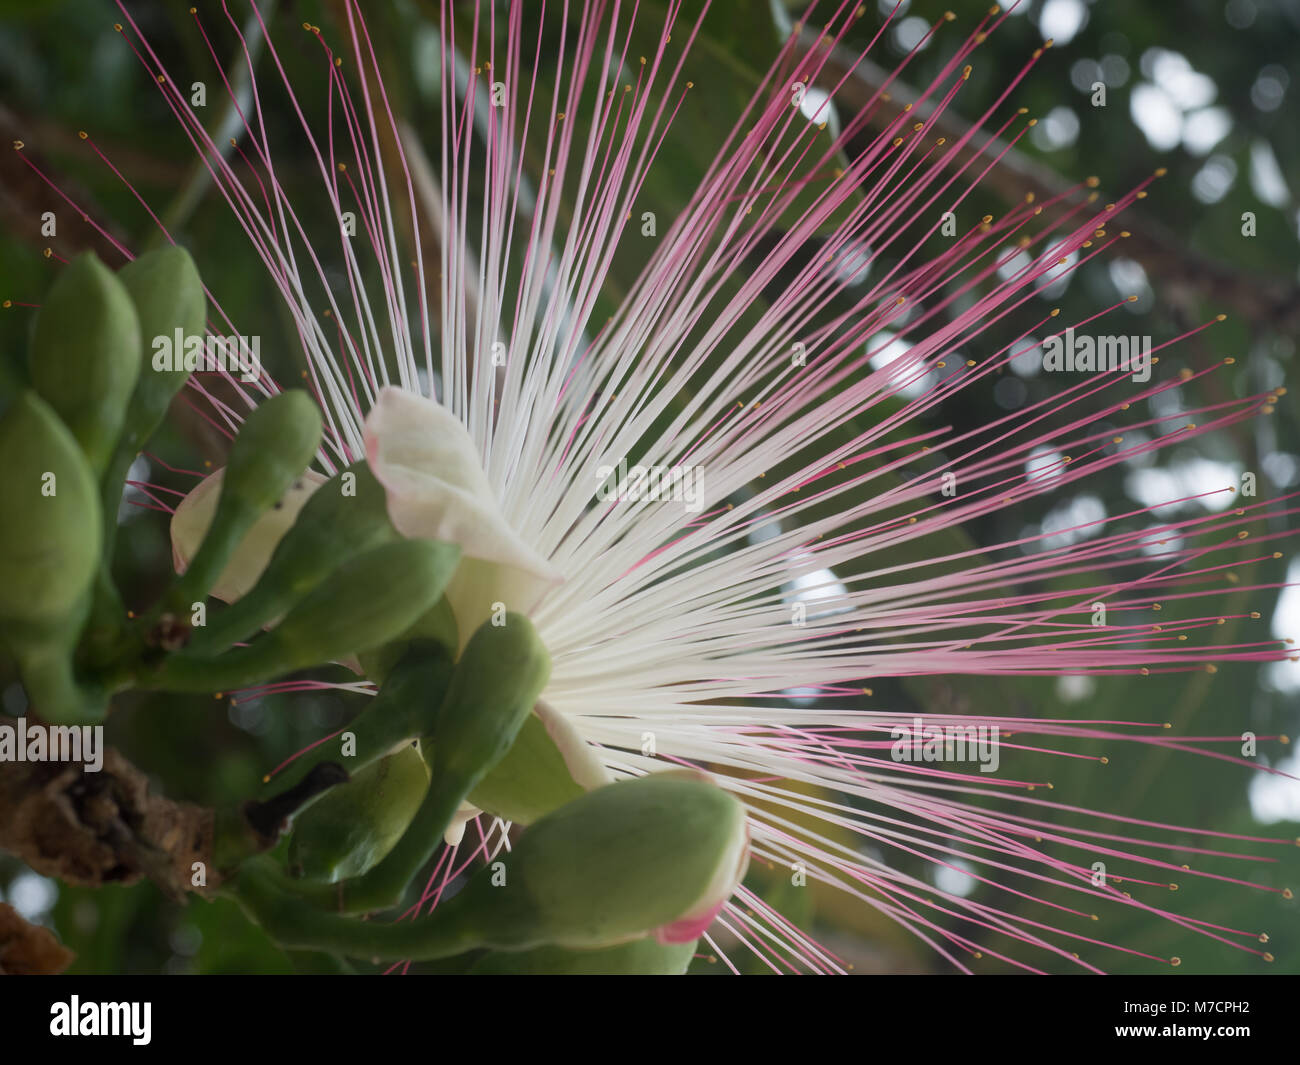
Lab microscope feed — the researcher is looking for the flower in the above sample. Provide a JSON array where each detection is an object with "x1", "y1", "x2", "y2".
[{"x1": 89, "y1": 0, "x2": 1296, "y2": 972}]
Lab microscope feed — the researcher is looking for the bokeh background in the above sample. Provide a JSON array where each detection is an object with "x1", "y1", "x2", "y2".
[{"x1": 0, "y1": 0, "x2": 1296, "y2": 974}]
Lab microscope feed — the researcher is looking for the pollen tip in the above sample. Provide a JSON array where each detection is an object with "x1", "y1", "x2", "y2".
[
  {"x1": 1050, "y1": 308, "x2": 1060, "y2": 317},
  {"x1": 1284, "y1": 887, "x2": 1294, "y2": 899},
  {"x1": 1090, "y1": 914, "x2": 1098, "y2": 921},
  {"x1": 1155, "y1": 167, "x2": 1167, "y2": 177},
  {"x1": 1169, "y1": 956, "x2": 1181, "y2": 967},
  {"x1": 261, "y1": 774, "x2": 270, "y2": 784},
  {"x1": 1100, "y1": 756, "x2": 1109, "y2": 765},
  {"x1": 1169, "y1": 883, "x2": 1179, "y2": 891},
  {"x1": 1140, "y1": 667, "x2": 1150, "y2": 676},
  {"x1": 1263, "y1": 952, "x2": 1275, "y2": 963},
  {"x1": 1259, "y1": 932, "x2": 1270, "y2": 943},
  {"x1": 1026, "y1": 117, "x2": 1037, "y2": 126},
  {"x1": 113, "y1": 22, "x2": 122, "y2": 32},
  {"x1": 962, "y1": 65, "x2": 972, "y2": 80}
]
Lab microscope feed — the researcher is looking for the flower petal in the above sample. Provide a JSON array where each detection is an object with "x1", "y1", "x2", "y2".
[
  {"x1": 533, "y1": 699, "x2": 612, "y2": 792},
  {"x1": 363, "y1": 387, "x2": 562, "y2": 638}
]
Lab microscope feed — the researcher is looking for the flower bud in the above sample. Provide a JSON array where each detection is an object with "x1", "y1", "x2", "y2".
[
  {"x1": 445, "y1": 772, "x2": 748, "y2": 951},
  {"x1": 0, "y1": 392, "x2": 101, "y2": 628},
  {"x1": 172, "y1": 389, "x2": 321, "y2": 605},
  {"x1": 148, "y1": 539, "x2": 460, "y2": 692},
  {"x1": 29, "y1": 252, "x2": 141, "y2": 474},
  {"x1": 113, "y1": 246, "x2": 207, "y2": 462},
  {"x1": 288, "y1": 740, "x2": 431, "y2": 883},
  {"x1": 187, "y1": 463, "x2": 399, "y2": 653},
  {"x1": 426, "y1": 613, "x2": 551, "y2": 789}
]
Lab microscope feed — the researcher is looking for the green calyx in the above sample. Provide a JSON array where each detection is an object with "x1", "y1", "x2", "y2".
[{"x1": 288, "y1": 741, "x2": 432, "y2": 883}]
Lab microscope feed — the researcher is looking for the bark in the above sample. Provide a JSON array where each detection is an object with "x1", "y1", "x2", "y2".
[{"x1": 0, "y1": 747, "x2": 214, "y2": 902}]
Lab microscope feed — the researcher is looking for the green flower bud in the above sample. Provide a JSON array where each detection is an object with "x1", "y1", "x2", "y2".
[
  {"x1": 101, "y1": 247, "x2": 207, "y2": 542},
  {"x1": 467, "y1": 936, "x2": 697, "y2": 975},
  {"x1": 147, "y1": 539, "x2": 460, "y2": 692},
  {"x1": 426, "y1": 613, "x2": 551, "y2": 789},
  {"x1": 233, "y1": 773, "x2": 749, "y2": 960},
  {"x1": 0, "y1": 392, "x2": 101, "y2": 628},
  {"x1": 443, "y1": 772, "x2": 748, "y2": 952},
  {"x1": 116, "y1": 246, "x2": 208, "y2": 452},
  {"x1": 172, "y1": 389, "x2": 321, "y2": 605},
  {"x1": 288, "y1": 741, "x2": 431, "y2": 883},
  {"x1": 188, "y1": 463, "x2": 400, "y2": 653},
  {"x1": 29, "y1": 252, "x2": 141, "y2": 474},
  {"x1": 288, "y1": 619, "x2": 551, "y2": 916}
]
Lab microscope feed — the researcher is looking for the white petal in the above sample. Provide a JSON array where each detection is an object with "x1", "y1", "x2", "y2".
[
  {"x1": 363, "y1": 387, "x2": 562, "y2": 639},
  {"x1": 534, "y1": 699, "x2": 612, "y2": 791},
  {"x1": 443, "y1": 801, "x2": 481, "y2": 846}
]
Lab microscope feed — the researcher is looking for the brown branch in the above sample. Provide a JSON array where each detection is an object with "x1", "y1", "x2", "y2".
[
  {"x1": 0, "y1": 902, "x2": 75, "y2": 975},
  {"x1": 0, "y1": 746, "x2": 215, "y2": 901}
]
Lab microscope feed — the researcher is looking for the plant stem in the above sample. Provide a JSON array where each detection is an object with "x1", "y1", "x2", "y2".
[{"x1": 230, "y1": 856, "x2": 480, "y2": 960}]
